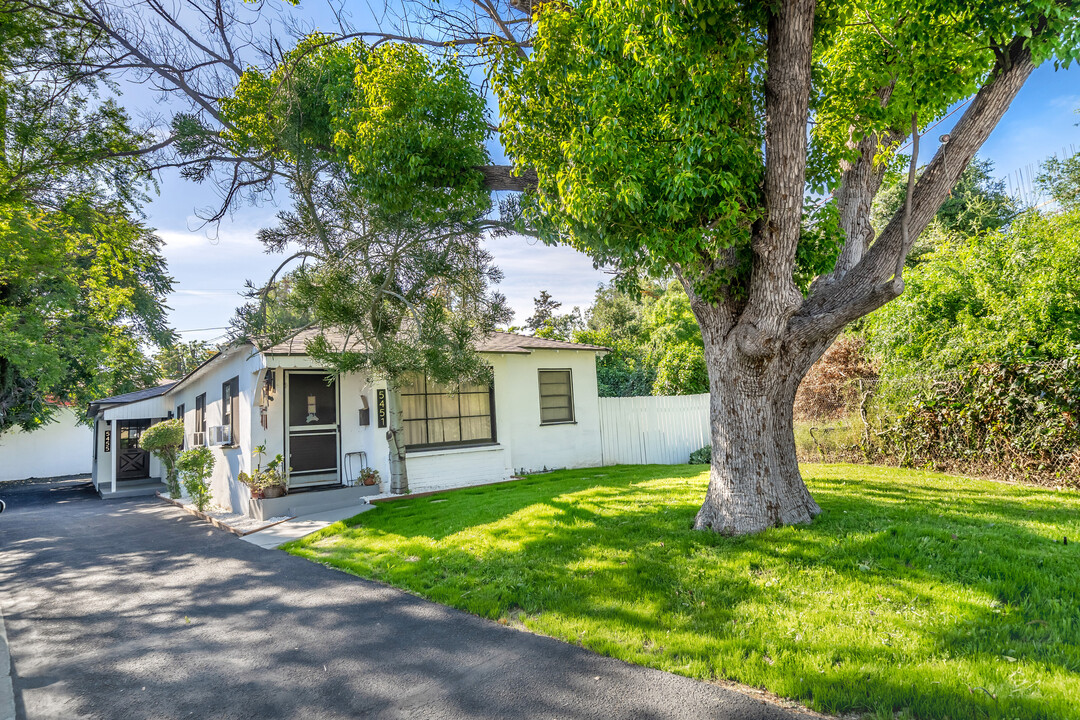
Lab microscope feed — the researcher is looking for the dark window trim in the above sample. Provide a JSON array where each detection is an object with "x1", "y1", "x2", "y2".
[
  {"x1": 400, "y1": 375, "x2": 496, "y2": 451},
  {"x1": 194, "y1": 393, "x2": 207, "y2": 442},
  {"x1": 538, "y1": 368, "x2": 576, "y2": 425},
  {"x1": 175, "y1": 404, "x2": 186, "y2": 449},
  {"x1": 222, "y1": 376, "x2": 240, "y2": 448}
]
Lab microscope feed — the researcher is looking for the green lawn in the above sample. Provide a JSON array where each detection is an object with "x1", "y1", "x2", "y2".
[{"x1": 286, "y1": 464, "x2": 1080, "y2": 719}]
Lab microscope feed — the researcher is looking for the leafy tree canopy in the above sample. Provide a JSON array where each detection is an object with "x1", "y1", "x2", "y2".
[
  {"x1": 0, "y1": 2, "x2": 173, "y2": 432},
  {"x1": 153, "y1": 340, "x2": 218, "y2": 380},
  {"x1": 489, "y1": 1, "x2": 1077, "y2": 302},
  {"x1": 217, "y1": 35, "x2": 512, "y2": 493},
  {"x1": 1037, "y1": 148, "x2": 1080, "y2": 209},
  {"x1": 872, "y1": 157, "x2": 1018, "y2": 242},
  {"x1": 866, "y1": 207, "x2": 1080, "y2": 375}
]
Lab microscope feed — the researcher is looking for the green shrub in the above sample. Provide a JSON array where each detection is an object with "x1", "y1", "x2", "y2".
[
  {"x1": 140, "y1": 419, "x2": 185, "y2": 498},
  {"x1": 689, "y1": 445, "x2": 711, "y2": 465},
  {"x1": 877, "y1": 356, "x2": 1080, "y2": 485},
  {"x1": 177, "y1": 446, "x2": 215, "y2": 511}
]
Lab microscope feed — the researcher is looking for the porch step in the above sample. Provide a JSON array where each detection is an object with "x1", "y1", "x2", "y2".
[
  {"x1": 250, "y1": 484, "x2": 380, "y2": 521},
  {"x1": 98, "y1": 479, "x2": 168, "y2": 500}
]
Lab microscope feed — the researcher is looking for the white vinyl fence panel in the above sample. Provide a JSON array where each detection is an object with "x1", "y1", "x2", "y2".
[{"x1": 598, "y1": 394, "x2": 711, "y2": 466}]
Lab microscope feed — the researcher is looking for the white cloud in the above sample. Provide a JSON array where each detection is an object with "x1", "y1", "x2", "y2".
[{"x1": 484, "y1": 234, "x2": 609, "y2": 325}]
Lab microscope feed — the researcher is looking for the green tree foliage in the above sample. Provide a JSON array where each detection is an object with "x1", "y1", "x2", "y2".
[
  {"x1": 489, "y1": 2, "x2": 1069, "y2": 299},
  {"x1": 177, "y1": 445, "x2": 215, "y2": 511},
  {"x1": 572, "y1": 280, "x2": 708, "y2": 396},
  {"x1": 1037, "y1": 149, "x2": 1080, "y2": 209},
  {"x1": 866, "y1": 208, "x2": 1080, "y2": 376},
  {"x1": 871, "y1": 158, "x2": 1019, "y2": 262},
  {"x1": 216, "y1": 36, "x2": 511, "y2": 493},
  {"x1": 230, "y1": 273, "x2": 313, "y2": 343},
  {"x1": 141, "y1": 419, "x2": 185, "y2": 498},
  {"x1": 877, "y1": 357, "x2": 1080, "y2": 487},
  {"x1": 487, "y1": 1, "x2": 1080, "y2": 532},
  {"x1": 153, "y1": 340, "x2": 217, "y2": 380},
  {"x1": 0, "y1": 1, "x2": 173, "y2": 432}
]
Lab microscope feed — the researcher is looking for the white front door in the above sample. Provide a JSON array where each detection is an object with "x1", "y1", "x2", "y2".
[{"x1": 285, "y1": 371, "x2": 340, "y2": 488}]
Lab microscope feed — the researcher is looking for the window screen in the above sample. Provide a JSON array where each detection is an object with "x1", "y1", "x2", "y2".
[
  {"x1": 194, "y1": 393, "x2": 207, "y2": 444},
  {"x1": 400, "y1": 374, "x2": 494, "y2": 449},
  {"x1": 538, "y1": 369, "x2": 575, "y2": 424},
  {"x1": 175, "y1": 404, "x2": 186, "y2": 448},
  {"x1": 222, "y1": 377, "x2": 239, "y2": 444}
]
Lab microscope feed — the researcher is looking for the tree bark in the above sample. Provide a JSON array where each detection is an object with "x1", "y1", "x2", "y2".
[
  {"x1": 385, "y1": 385, "x2": 410, "y2": 494},
  {"x1": 692, "y1": 331, "x2": 822, "y2": 534},
  {"x1": 475, "y1": 165, "x2": 538, "y2": 192}
]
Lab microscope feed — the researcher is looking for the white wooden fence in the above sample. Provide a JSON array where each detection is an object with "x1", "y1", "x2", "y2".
[{"x1": 598, "y1": 394, "x2": 711, "y2": 465}]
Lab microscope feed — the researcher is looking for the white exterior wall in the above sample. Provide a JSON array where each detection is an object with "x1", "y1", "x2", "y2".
[
  {"x1": 406, "y1": 445, "x2": 510, "y2": 492},
  {"x1": 0, "y1": 409, "x2": 93, "y2": 482},
  {"x1": 93, "y1": 397, "x2": 171, "y2": 486},
  {"x1": 264, "y1": 359, "x2": 517, "y2": 495},
  {"x1": 489, "y1": 349, "x2": 604, "y2": 474},
  {"x1": 167, "y1": 345, "x2": 267, "y2": 514},
  {"x1": 80, "y1": 342, "x2": 605, "y2": 507}
]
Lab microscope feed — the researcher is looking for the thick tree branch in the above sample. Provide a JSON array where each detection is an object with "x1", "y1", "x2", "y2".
[
  {"x1": 732, "y1": 0, "x2": 816, "y2": 359},
  {"x1": 791, "y1": 34, "x2": 1037, "y2": 343},
  {"x1": 476, "y1": 164, "x2": 537, "y2": 192}
]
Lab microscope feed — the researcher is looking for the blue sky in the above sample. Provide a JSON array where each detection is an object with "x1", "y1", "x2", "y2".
[{"x1": 131, "y1": 25, "x2": 1079, "y2": 343}]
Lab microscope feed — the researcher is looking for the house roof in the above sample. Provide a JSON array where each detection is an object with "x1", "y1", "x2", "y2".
[
  {"x1": 86, "y1": 329, "x2": 607, "y2": 415},
  {"x1": 262, "y1": 328, "x2": 608, "y2": 356},
  {"x1": 87, "y1": 381, "x2": 177, "y2": 417}
]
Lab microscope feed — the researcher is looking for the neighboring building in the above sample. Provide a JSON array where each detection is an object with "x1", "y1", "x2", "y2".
[
  {"x1": 85, "y1": 331, "x2": 608, "y2": 515},
  {"x1": 0, "y1": 408, "x2": 93, "y2": 482}
]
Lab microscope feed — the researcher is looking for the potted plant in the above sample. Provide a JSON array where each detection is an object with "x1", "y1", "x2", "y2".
[
  {"x1": 239, "y1": 444, "x2": 287, "y2": 499},
  {"x1": 359, "y1": 467, "x2": 380, "y2": 487}
]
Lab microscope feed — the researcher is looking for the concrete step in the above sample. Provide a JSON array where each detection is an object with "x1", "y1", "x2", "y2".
[
  {"x1": 98, "y1": 480, "x2": 168, "y2": 500},
  {"x1": 250, "y1": 484, "x2": 379, "y2": 521}
]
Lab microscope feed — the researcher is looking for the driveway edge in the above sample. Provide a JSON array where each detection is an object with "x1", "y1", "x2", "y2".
[{"x1": 0, "y1": 605, "x2": 14, "y2": 720}]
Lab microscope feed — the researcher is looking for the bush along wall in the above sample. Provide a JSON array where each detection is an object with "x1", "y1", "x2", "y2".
[{"x1": 874, "y1": 357, "x2": 1080, "y2": 488}]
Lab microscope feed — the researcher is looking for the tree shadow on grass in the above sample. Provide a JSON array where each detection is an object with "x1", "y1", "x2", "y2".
[
  {"x1": 1, "y1": 481, "x2": 787, "y2": 720},
  {"x1": 295, "y1": 464, "x2": 1080, "y2": 719}
]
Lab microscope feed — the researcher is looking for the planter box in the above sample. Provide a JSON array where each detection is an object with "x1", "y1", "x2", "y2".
[{"x1": 248, "y1": 484, "x2": 380, "y2": 521}]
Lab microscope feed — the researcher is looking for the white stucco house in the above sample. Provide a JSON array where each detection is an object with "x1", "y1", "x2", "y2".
[{"x1": 86, "y1": 330, "x2": 608, "y2": 517}]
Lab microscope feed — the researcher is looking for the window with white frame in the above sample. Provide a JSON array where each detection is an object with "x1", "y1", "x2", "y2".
[{"x1": 538, "y1": 369, "x2": 575, "y2": 424}]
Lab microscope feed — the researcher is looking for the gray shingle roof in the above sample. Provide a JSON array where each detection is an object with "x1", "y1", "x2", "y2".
[
  {"x1": 262, "y1": 328, "x2": 607, "y2": 356},
  {"x1": 87, "y1": 381, "x2": 177, "y2": 417},
  {"x1": 90, "y1": 381, "x2": 177, "y2": 406}
]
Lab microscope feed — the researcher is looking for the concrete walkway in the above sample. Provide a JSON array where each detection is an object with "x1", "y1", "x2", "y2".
[
  {"x1": 240, "y1": 504, "x2": 375, "y2": 549},
  {"x1": 0, "y1": 476, "x2": 820, "y2": 720}
]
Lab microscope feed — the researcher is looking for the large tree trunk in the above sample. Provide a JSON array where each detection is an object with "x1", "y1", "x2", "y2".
[
  {"x1": 385, "y1": 385, "x2": 410, "y2": 494},
  {"x1": 693, "y1": 333, "x2": 822, "y2": 534}
]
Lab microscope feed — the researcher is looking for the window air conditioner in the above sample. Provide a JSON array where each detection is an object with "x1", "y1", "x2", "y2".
[{"x1": 208, "y1": 425, "x2": 232, "y2": 446}]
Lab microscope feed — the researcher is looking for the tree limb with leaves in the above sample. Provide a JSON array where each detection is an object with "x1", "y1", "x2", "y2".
[{"x1": 221, "y1": 36, "x2": 512, "y2": 493}]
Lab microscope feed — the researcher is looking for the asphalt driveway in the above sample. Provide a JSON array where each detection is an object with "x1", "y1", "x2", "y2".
[{"x1": 0, "y1": 477, "x2": 818, "y2": 720}]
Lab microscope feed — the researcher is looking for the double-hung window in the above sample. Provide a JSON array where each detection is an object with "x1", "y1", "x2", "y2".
[
  {"x1": 194, "y1": 393, "x2": 207, "y2": 445},
  {"x1": 538, "y1": 369, "x2": 575, "y2": 424},
  {"x1": 175, "y1": 404, "x2": 186, "y2": 448},
  {"x1": 401, "y1": 374, "x2": 495, "y2": 450},
  {"x1": 222, "y1": 377, "x2": 239, "y2": 446}
]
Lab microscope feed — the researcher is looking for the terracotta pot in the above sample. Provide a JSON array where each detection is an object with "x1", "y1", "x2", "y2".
[
  {"x1": 263, "y1": 485, "x2": 286, "y2": 499},
  {"x1": 362, "y1": 476, "x2": 377, "y2": 486},
  {"x1": 249, "y1": 487, "x2": 265, "y2": 500}
]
